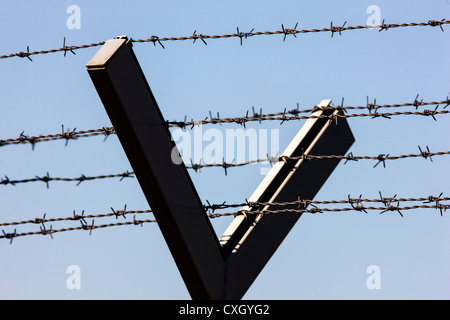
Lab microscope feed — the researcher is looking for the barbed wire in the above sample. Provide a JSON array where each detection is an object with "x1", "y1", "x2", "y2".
[
  {"x1": 0, "y1": 125, "x2": 115, "y2": 150},
  {"x1": 1, "y1": 19, "x2": 448, "y2": 61},
  {"x1": 0, "y1": 170, "x2": 135, "y2": 188},
  {"x1": 1, "y1": 193, "x2": 447, "y2": 243},
  {"x1": 1, "y1": 146, "x2": 449, "y2": 185},
  {"x1": 204, "y1": 192, "x2": 449, "y2": 214},
  {"x1": 1, "y1": 97, "x2": 448, "y2": 150},
  {"x1": 0, "y1": 206, "x2": 152, "y2": 227},
  {"x1": 208, "y1": 203, "x2": 449, "y2": 219},
  {"x1": 170, "y1": 107, "x2": 449, "y2": 129},
  {"x1": 0, "y1": 218, "x2": 156, "y2": 244},
  {"x1": 1, "y1": 193, "x2": 445, "y2": 229},
  {"x1": 187, "y1": 147, "x2": 450, "y2": 174}
]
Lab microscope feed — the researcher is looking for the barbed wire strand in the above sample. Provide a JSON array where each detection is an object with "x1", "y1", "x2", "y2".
[
  {"x1": 1, "y1": 200, "x2": 448, "y2": 243},
  {"x1": 1, "y1": 97, "x2": 449, "y2": 149},
  {"x1": 1, "y1": 147, "x2": 449, "y2": 186},
  {"x1": 0, "y1": 193, "x2": 447, "y2": 229},
  {"x1": 0, "y1": 207, "x2": 153, "y2": 227},
  {"x1": 1, "y1": 19, "x2": 448, "y2": 61},
  {"x1": 204, "y1": 193, "x2": 449, "y2": 213},
  {"x1": 0, "y1": 218, "x2": 156, "y2": 244}
]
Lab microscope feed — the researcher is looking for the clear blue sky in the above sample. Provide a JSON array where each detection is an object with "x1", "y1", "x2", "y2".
[{"x1": 0, "y1": 0, "x2": 449, "y2": 299}]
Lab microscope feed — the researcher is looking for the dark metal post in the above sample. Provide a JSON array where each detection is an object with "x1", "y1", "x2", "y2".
[
  {"x1": 220, "y1": 100, "x2": 355, "y2": 299},
  {"x1": 86, "y1": 37, "x2": 355, "y2": 300},
  {"x1": 86, "y1": 38, "x2": 226, "y2": 300}
]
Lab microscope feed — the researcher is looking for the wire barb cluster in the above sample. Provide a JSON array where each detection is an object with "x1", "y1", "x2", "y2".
[{"x1": 1, "y1": 19, "x2": 448, "y2": 61}]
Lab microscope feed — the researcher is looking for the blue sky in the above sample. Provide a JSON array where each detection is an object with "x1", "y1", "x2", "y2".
[{"x1": 0, "y1": 0, "x2": 449, "y2": 299}]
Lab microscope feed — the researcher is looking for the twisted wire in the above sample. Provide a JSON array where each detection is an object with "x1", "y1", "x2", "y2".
[
  {"x1": 1, "y1": 97, "x2": 448, "y2": 149},
  {"x1": 1, "y1": 19, "x2": 448, "y2": 60}
]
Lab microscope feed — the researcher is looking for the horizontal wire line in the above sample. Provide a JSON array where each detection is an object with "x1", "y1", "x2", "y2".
[
  {"x1": 1, "y1": 19, "x2": 448, "y2": 60},
  {"x1": 211, "y1": 204, "x2": 449, "y2": 218},
  {"x1": 0, "y1": 219, "x2": 157, "y2": 242},
  {"x1": 1, "y1": 148, "x2": 449, "y2": 186},
  {"x1": 0, "y1": 194, "x2": 446, "y2": 228},
  {"x1": 205, "y1": 195, "x2": 450, "y2": 212},
  {"x1": 1, "y1": 98, "x2": 448, "y2": 148},
  {"x1": 0, "y1": 209, "x2": 153, "y2": 227},
  {"x1": 1, "y1": 201, "x2": 448, "y2": 242}
]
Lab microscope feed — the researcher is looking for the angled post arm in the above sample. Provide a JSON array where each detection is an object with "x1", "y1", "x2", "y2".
[
  {"x1": 86, "y1": 37, "x2": 226, "y2": 300},
  {"x1": 221, "y1": 102, "x2": 355, "y2": 299}
]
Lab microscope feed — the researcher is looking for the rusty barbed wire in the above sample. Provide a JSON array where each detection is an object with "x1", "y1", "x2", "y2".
[
  {"x1": 2, "y1": 19, "x2": 447, "y2": 61},
  {"x1": 0, "y1": 171, "x2": 135, "y2": 188},
  {"x1": 170, "y1": 108, "x2": 450, "y2": 129},
  {"x1": 0, "y1": 207, "x2": 153, "y2": 228},
  {"x1": 1, "y1": 194, "x2": 446, "y2": 228},
  {"x1": 0, "y1": 40, "x2": 105, "y2": 61},
  {"x1": 209, "y1": 203, "x2": 449, "y2": 219},
  {"x1": 0, "y1": 218, "x2": 156, "y2": 244},
  {"x1": 203, "y1": 193, "x2": 450, "y2": 213},
  {"x1": 1, "y1": 194, "x2": 447, "y2": 243},
  {"x1": 1, "y1": 97, "x2": 449, "y2": 149},
  {"x1": 1, "y1": 146, "x2": 449, "y2": 186},
  {"x1": 188, "y1": 146, "x2": 450, "y2": 174},
  {"x1": 0, "y1": 126, "x2": 115, "y2": 149}
]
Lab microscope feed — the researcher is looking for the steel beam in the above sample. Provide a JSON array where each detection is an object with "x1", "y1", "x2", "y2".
[
  {"x1": 220, "y1": 100, "x2": 355, "y2": 299},
  {"x1": 86, "y1": 38, "x2": 226, "y2": 300},
  {"x1": 86, "y1": 37, "x2": 355, "y2": 300}
]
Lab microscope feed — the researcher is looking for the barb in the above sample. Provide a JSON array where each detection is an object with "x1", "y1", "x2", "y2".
[
  {"x1": 149, "y1": 36, "x2": 165, "y2": 49},
  {"x1": 379, "y1": 19, "x2": 392, "y2": 32},
  {"x1": 378, "y1": 191, "x2": 398, "y2": 207},
  {"x1": 16, "y1": 45, "x2": 32, "y2": 61},
  {"x1": 428, "y1": 19, "x2": 447, "y2": 32},
  {"x1": 236, "y1": 26, "x2": 255, "y2": 45},
  {"x1": 330, "y1": 21, "x2": 347, "y2": 37},
  {"x1": 39, "y1": 224, "x2": 54, "y2": 239},
  {"x1": 2, "y1": 229, "x2": 17, "y2": 244},
  {"x1": 379, "y1": 201, "x2": 403, "y2": 217},
  {"x1": 62, "y1": 37, "x2": 76, "y2": 57},
  {"x1": 422, "y1": 105, "x2": 440, "y2": 121},
  {"x1": 1, "y1": 19, "x2": 449, "y2": 60},
  {"x1": 61, "y1": 125, "x2": 78, "y2": 146},
  {"x1": 281, "y1": 23, "x2": 299, "y2": 41},
  {"x1": 111, "y1": 204, "x2": 128, "y2": 219},
  {"x1": 373, "y1": 154, "x2": 389, "y2": 168},
  {"x1": 192, "y1": 30, "x2": 207, "y2": 46}
]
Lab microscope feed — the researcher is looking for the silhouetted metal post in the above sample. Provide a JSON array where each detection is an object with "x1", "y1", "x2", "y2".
[{"x1": 87, "y1": 37, "x2": 355, "y2": 300}]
